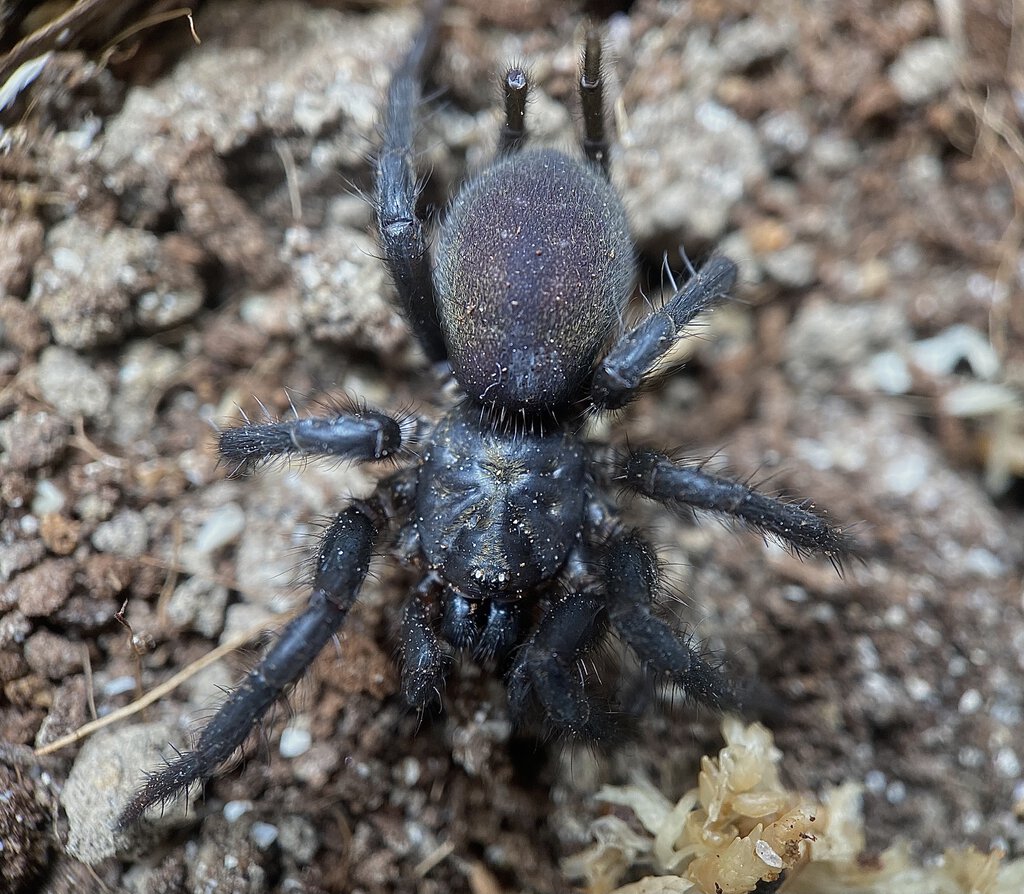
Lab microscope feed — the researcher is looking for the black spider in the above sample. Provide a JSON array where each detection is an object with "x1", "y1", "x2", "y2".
[{"x1": 119, "y1": 3, "x2": 849, "y2": 826}]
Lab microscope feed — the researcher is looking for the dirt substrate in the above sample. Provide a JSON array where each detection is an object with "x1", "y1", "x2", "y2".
[{"x1": 1, "y1": 1, "x2": 1023, "y2": 892}]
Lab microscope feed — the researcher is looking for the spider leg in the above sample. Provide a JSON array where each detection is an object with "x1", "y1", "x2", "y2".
[
  {"x1": 497, "y1": 66, "x2": 529, "y2": 155},
  {"x1": 217, "y1": 404, "x2": 417, "y2": 476},
  {"x1": 590, "y1": 255, "x2": 737, "y2": 410},
  {"x1": 376, "y1": 0, "x2": 448, "y2": 362},
  {"x1": 401, "y1": 576, "x2": 452, "y2": 710},
  {"x1": 506, "y1": 590, "x2": 616, "y2": 740},
  {"x1": 579, "y1": 26, "x2": 610, "y2": 177},
  {"x1": 602, "y1": 529, "x2": 740, "y2": 712},
  {"x1": 118, "y1": 502, "x2": 381, "y2": 827},
  {"x1": 616, "y1": 448, "x2": 851, "y2": 561}
]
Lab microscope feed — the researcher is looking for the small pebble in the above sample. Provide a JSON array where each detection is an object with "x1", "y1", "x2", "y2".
[
  {"x1": 759, "y1": 110, "x2": 810, "y2": 168},
  {"x1": 0, "y1": 539, "x2": 46, "y2": 583},
  {"x1": 881, "y1": 451, "x2": 929, "y2": 497},
  {"x1": 961, "y1": 810, "x2": 983, "y2": 835},
  {"x1": 224, "y1": 800, "x2": 254, "y2": 822},
  {"x1": 280, "y1": 725, "x2": 312, "y2": 759},
  {"x1": 905, "y1": 677, "x2": 932, "y2": 701},
  {"x1": 36, "y1": 346, "x2": 111, "y2": 419},
  {"x1": 718, "y1": 18, "x2": 796, "y2": 71},
  {"x1": 855, "y1": 351, "x2": 912, "y2": 395},
  {"x1": 958, "y1": 688, "x2": 982, "y2": 714},
  {"x1": 809, "y1": 133, "x2": 859, "y2": 174},
  {"x1": 623, "y1": 93, "x2": 764, "y2": 245},
  {"x1": 0, "y1": 410, "x2": 70, "y2": 471},
  {"x1": 4, "y1": 558, "x2": 75, "y2": 616},
  {"x1": 885, "y1": 780, "x2": 907, "y2": 805},
  {"x1": 250, "y1": 821, "x2": 279, "y2": 849},
  {"x1": 39, "y1": 513, "x2": 80, "y2": 555},
  {"x1": 277, "y1": 815, "x2": 319, "y2": 864},
  {"x1": 864, "y1": 770, "x2": 886, "y2": 794},
  {"x1": 761, "y1": 242, "x2": 816, "y2": 289},
  {"x1": 889, "y1": 38, "x2": 958, "y2": 105},
  {"x1": 24, "y1": 629, "x2": 82, "y2": 679},
  {"x1": 995, "y1": 748, "x2": 1020, "y2": 778},
  {"x1": 31, "y1": 480, "x2": 66, "y2": 515},
  {"x1": 193, "y1": 502, "x2": 247, "y2": 554},
  {"x1": 166, "y1": 577, "x2": 228, "y2": 638},
  {"x1": 91, "y1": 509, "x2": 149, "y2": 558},
  {"x1": 62, "y1": 723, "x2": 193, "y2": 862},
  {"x1": 135, "y1": 283, "x2": 203, "y2": 331}
]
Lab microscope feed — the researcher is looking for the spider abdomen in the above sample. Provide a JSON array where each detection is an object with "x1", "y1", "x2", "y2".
[
  {"x1": 415, "y1": 405, "x2": 586, "y2": 595},
  {"x1": 434, "y1": 148, "x2": 634, "y2": 412}
]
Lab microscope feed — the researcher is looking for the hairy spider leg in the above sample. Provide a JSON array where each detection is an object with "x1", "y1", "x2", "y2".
[
  {"x1": 590, "y1": 255, "x2": 738, "y2": 411},
  {"x1": 617, "y1": 449, "x2": 850, "y2": 561},
  {"x1": 602, "y1": 529, "x2": 741, "y2": 711},
  {"x1": 580, "y1": 26, "x2": 610, "y2": 176},
  {"x1": 217, "y1": 404, "x2": 413, "y2": 476},
  {"x1": 401, "y1": 575, "x2": 451, "y2": 710},
  {"x1": 498, "y1": 65, "x2": 530, "y2": 155},
  {"x1": 376, "y1": 0, "x2": 448, "y2": 362},
  {"x1": 507, "y1": 588, "x2": 616, "y2": 741},
  {"x1": 117, "y1": 504, "x2": 381, "y2": 827}
]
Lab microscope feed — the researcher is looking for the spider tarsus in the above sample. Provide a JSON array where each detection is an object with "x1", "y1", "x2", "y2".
[
  {"x1": 119, "y1": 505, "x2": 379, "y2": 828},
  {"x1": 507, "y1": 589, "x2": 609, "y2": 739},
  {"x1": 401, "y1": 578, "x2": 451, "y2": 711},
  {"x1": 603, "y1": 530, "x2": 742, "y2": 713},
  {"x1": 217, "y1": 405, "x2": 408, "y2": 474},
  {"x1": 498, "y1": 65, "x2": 530, "y2": 155},
  {"x1": 591, "y1": 255, "x2": 738, "y2": 411},
  {"x1": 580, "y1": 24, "x2": 610, "y2": 176},
  {"x1": 617, "y1": 448, "x2": 851, "y2": 560}
]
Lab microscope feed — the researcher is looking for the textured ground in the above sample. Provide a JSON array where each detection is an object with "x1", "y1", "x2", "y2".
[{"x1": 1, "y1": 1, "x2": 1023, "y2": 892}]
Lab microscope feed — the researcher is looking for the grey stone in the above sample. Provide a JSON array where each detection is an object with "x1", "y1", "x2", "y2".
[{"x1": 889, "y1": 38, "x2": 958, "y2": 105}]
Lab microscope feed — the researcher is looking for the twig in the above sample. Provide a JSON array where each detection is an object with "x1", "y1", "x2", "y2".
[{"x1": 34, "y1": 608, "x2": 299, "y2": 757}]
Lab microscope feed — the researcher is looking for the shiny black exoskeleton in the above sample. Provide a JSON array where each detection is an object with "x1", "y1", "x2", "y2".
[{"x1": 121, "y1": 2, "x2": 849, "y2": 826}]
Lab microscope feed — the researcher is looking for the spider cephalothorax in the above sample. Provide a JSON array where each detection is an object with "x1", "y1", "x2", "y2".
[{"x1": 121, "y1": 2, "x2": 848, "y2": 826}]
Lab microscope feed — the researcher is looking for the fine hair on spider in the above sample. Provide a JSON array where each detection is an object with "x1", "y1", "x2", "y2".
[{"x1": 119, "y1": 0, "x2": 851, "y2": 829}]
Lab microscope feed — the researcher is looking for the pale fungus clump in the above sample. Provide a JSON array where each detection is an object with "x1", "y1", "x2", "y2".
[{"x1": 566, "y1": 718, "x2": 1024, "y2": 894}]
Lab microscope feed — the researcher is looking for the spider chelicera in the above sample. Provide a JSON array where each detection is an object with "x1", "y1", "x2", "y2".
[{"x1": 120, "y1": 2, "x2": 849, "y2": 826}]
